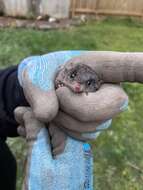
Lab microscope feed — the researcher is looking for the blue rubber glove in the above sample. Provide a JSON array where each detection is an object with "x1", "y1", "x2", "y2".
[{"x1": 17, "y1": 51, "x2": 128, "y2": 190}]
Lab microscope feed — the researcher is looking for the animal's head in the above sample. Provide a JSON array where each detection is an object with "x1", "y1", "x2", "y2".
[{"x1": 55, "y1": 64, "x2": 101, "y2": 93}]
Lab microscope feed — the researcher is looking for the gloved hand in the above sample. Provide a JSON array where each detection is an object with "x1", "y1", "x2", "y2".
[
  {"x1": 17, "y1": 51, "x2": 129, "y2": 190},
  {"x1": 18, "y1": 51, "x2": 128, "y2": 155}
]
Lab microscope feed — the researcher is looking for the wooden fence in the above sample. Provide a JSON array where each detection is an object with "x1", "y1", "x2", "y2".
[
  {"x1": 0, "y1": 0, "x2": 143, "y2": 19},
  {"x1": 71, "y1": 0, "x2": 143, "y2": 18}
]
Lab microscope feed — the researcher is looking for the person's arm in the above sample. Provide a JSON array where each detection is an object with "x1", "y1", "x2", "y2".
[{"x1": 0, "y1": 65, "x2": 28, "y2": 137}]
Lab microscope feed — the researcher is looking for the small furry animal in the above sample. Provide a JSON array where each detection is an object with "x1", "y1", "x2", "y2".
[{"x1": 55, "y1": 64, "x2": 102, "y2": 94}]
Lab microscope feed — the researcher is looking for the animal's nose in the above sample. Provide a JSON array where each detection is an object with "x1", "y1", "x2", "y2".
[{"x1": 75, "y1": 83, "x2": 81, "y2": 92}]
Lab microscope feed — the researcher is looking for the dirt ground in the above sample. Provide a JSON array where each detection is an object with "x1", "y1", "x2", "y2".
[{"x1": 0, "y1": 16, "x2": 82, "y2": 30}]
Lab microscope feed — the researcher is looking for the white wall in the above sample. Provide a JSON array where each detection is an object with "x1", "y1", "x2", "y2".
[
  {"x1": 3, "y1": 0, "x2": 31, "y2": 17},
  {"x1": 38, "y1": 0, "x2": 71, "y2": 18},
  {"x1": 2, "y1": 0, "x2": 71, "y2": 18}
]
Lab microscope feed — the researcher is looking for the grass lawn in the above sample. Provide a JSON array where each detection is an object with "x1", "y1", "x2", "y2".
[{"x1": 1, "y1": 17, "x2": 143, "y2": 190}]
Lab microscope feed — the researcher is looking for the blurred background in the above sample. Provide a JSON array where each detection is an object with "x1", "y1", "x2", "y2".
[{"x1": 0, "y1": 0, "x2": 143, "y2": 189}]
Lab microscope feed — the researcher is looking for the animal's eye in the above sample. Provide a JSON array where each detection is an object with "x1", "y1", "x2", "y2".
[
  {"x1": 87, "y1": 79, "x2": 95, "y2": 86},
  {"x1": 70, "y1": 71, "x2": 77, "y2": 79}
]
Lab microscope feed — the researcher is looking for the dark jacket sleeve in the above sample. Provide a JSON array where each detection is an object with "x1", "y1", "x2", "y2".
[{"x1": 0, "y1": 65, "x2": 29, "y2": 138}]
